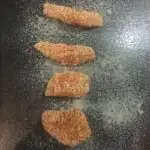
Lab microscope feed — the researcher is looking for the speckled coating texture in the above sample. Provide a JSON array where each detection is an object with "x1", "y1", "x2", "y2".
[
  {"x1": 0, "y1": 0, "x2": 150, "y2": 150},
  {"x1": 43, "y1": 2, "x2": 103, "y2": 27},
  {"x1": 41, "y1": 109, "x2": 91, "y2": 146},
  {"x1": 34, "y1": 41, "x2": 95, "y2": 65},
  {"x1": 45, "y1": 71, "x2": 89, "y2": 97}
]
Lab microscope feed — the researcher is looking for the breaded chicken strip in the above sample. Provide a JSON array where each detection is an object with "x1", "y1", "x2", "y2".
[
  {"x1": 45, "y1": 71, "x2": 89, "y2": 97},
  {"x1": 34, "y1": 41, "x2": 95, "y2": 65},
  {"x1": 41, "y1": 108, "x2": 91, "y2": 146},
  {"x1": 43, "y1": 2, "x2": 103, "y2": 27}
]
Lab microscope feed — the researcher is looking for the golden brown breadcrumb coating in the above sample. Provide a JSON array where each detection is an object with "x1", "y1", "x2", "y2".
[
  {"x1": 34, "y1": 41, "x2": 95, "y2": 65},
  {"x1": 45, "y1": 71, "x2": 89, "y2": 97},
  {"x1": 41, "y1": 108, "x2": 91, "y2": 146},
  {"x1": 43, "y1": 2, "x2": 103, "y2": 27}
]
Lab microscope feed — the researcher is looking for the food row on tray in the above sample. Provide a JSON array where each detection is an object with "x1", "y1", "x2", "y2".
[{"x1": 33, "y1": 2, "x2": 103, "y2": 147}]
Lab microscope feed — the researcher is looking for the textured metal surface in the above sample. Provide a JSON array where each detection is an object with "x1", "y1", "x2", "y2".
[{"x1": 0, "y1": 0, "x2": 150, "y2": 150}]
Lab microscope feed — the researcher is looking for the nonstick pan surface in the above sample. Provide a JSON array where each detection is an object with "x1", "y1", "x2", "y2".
[{"x1": 0, "y1": 0, "x2": 150, "y2": 150}]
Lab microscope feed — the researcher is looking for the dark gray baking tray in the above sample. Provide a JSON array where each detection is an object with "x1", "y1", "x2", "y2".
[{"x1": 0, "y1": 0, "x2": 150, "y2": 150}]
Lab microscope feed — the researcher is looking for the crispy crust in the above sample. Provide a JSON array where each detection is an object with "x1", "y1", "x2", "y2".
[
  {"x1": 43, "y1": 2, "x2": 103, "y2": 27},
  {"x1": 45, "y1": 71, "x2": 89, "y2": 97},
  {"x1": 41, "y1": 108, "x2": 91, "y2": 146},
  {"x1": 34, "y1": 41, "x2": 95, "y2": 65}
]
